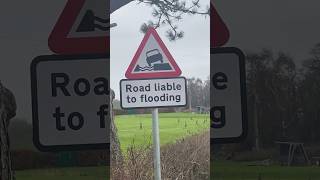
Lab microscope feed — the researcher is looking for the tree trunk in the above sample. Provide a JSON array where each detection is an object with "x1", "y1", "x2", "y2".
[
  {"x1": 188, "y1": 88, "x2": 192, "y2": 111},
  {"x1": 253, "y1": 95, "x2": 260, "y2": 151},
  {"x1": 0, "y1": 82, "x2": 16, "y2": 180},
  {"x1": 110, "y1": 90, "x2": 124, "y2": 175}
]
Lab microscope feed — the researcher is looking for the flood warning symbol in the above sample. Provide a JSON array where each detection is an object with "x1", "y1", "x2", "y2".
[
  {"x1": 134, "y1": 49, "x2": 173, "y2": 72},
  {"x1": 76, "y1": 10, "x2": 110, "y2": 32},
  {"x1": 48, "y1": 0, "x2": 110, "y2": 54},
  {"x1": 125, "y1": 27, "x2": 182, "y2": 79}
]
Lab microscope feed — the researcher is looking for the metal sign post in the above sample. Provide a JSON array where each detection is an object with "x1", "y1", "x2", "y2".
[
  {"x1": 121, "y1": 27, "x2": 187, "y2": 179},
  {"x1": 152, "y1": 108, "x2": 161, "y2": 180}
]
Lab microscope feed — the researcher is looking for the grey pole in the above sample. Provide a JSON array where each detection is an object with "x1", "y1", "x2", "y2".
[{"x1": 152, "y1": 108, "x2": 161, "y2": 180}]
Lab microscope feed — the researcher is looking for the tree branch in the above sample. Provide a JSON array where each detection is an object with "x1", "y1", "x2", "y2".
[{"x1": 137, "y1": 0, "x2": 209, "y2": 41}]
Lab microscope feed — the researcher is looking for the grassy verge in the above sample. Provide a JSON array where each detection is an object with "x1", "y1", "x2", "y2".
[
  {"x1": 112, "y1": 131, "x2": 210, "y2": 180},
  {"x1": 16, "y1": 166, "x2": 108, "y2": 180},
  {"x1": 212, "y1": 161, "x2": 320, "y2": 180},
  {"x1": 16, "y1": 112, "x2": 209, "y2": 179}
]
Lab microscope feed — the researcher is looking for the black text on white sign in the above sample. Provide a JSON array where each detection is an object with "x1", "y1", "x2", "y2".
[{"x1": 120, "y1": 77, "x2": 187, "y2": 109}]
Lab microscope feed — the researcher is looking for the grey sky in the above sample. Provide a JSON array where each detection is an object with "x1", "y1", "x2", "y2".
[
  {"x1": 215, "y1": 0, "x2": 320, "y2": 61},
  {"x1": 111, "y1": 1, "x2": 210, "y2": 99},
  {"x1": 1, "y1": 0, "x2": 320, "y2": 122},
  {"x1": 0, "y1": 0, "x2": 65, "y2": 122}
]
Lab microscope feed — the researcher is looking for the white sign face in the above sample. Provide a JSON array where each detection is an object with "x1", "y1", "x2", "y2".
[
  {"x1": 31, "y1": 54, "x2": 109, "y2": 151},
  {"x1": 120, "y1": 77, "x2": 187, "y2": 109},
  {"x1": 210, "y1": 47, "x2": 247, "y2": 143}
]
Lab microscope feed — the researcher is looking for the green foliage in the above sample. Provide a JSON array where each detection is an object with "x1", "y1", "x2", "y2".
[
  {"x1": 187, "y1": 77, "x2": 210, "y2": 108},
  {"x1": 212, "y1": 161, "x2": 320, "y2": 180},
  {"x1": 9, "y1": 119, "x2": 34, "y2": 151},
  {"x1": 232, "y1": 150, "x2": 275, "y2": 162},
  {"x1": 15, "y1": 166, "x2": 108, "y2": 180},
  {"x1": 15, "y1": 112, "x2": 207, "y2": 179}
]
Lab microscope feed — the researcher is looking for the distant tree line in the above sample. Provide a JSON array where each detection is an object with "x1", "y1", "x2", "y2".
[
  {"x1": 187, "y1": 77, "x2": 210, "y2": 109},
  {"x1": 244, "y1": 43, "x2": 320, "y2": 150}
]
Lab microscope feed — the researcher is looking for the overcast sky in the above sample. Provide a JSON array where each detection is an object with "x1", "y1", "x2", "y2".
[
  {"x1": 1, "y1": 0, "x2": 320, "y2": 122},
  {"x1": 111, "y1": 1, "x2": 210, "y2": 99},
  {"x1": 215, "y1": 0, "x2": 320, "y2": 61}
]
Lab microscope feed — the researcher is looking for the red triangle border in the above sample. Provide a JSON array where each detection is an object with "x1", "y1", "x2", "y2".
[
  {"x1": 125, "y1": 27, "x2": 182, "y2": 79},
  {"x1": 48, "y1": 0, "x2": 109, "y2": 54}
]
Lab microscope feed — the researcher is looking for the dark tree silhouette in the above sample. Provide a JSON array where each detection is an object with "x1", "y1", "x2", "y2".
[
  {"x1": 0, "y1": 81, "x2": 16, "y2": 180},
  {"x1": 299, "y1": 43, "x2": 320, "y2": 143},
  {"x1": 245, "y1": 50, "x2": 299, "y2": 150}
]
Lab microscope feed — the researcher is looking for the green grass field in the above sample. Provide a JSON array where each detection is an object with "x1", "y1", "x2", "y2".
[
  {"x1": 15, "y1": 112, "x2": 320, "y2": 179},
  {"x1": 213, "y1": 161, "x2": 320, "y2": 180},
  {"x1": 16, "y1": 166, "x2": 108, "y2": 180},
  {"x1": 115, "y1": 112, "x2": 209, "y2": 151},
  {"x1": 15, "y1": 112, "x2": 209, "y2": 179}
]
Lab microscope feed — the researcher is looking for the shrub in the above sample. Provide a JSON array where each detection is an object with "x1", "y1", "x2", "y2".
[{"x1": 112, "y1": 131, "x2": 209, "y2": 180}]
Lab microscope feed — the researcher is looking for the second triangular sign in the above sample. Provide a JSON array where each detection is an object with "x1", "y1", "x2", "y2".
[{"x1": 125, "y1": 27, "x2": 182, "y2": 79}]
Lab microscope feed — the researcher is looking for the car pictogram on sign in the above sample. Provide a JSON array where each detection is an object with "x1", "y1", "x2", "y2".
[
  {"x1": 125, "y1": 27, "x2": 182, "y2": 79},
  {"x1": 146, "y1": 49, "x2": 164, "y2": 66}
]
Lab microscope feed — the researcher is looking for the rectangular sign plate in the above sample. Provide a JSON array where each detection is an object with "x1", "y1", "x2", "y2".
[
  {"x1": 120, "y1": 77, "x2": 187, "y2": 109},
  {"x1": 211, "y1": 47, "x2": 248, "y2": 144},
  {"x1": 31, "y1": 54, "x2": 110, "y2": 151}
]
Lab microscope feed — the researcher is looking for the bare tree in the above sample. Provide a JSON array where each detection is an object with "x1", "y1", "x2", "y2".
[{"x1": 0, "y1": 82, "x2": 16, "y2": 180}]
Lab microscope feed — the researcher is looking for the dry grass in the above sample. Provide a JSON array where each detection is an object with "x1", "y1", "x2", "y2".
[{"x1": 112, "y1": 131, "x2": 209, "y2": 180}]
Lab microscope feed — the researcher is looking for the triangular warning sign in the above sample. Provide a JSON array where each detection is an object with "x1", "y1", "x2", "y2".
[
  {"x1": 125, "y1": 27, "x2": 182, "y2": 79},
  {"x1": 211, "y1": 3, "x2": 230, "y2": 47},
  {"x1": 49, "y1": 0, "x2": 109, "y2": 54}
]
